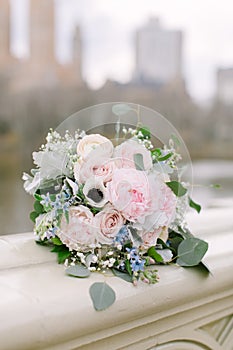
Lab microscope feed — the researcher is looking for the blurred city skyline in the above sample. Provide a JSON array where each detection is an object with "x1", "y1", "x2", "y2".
[{"x1": 10, "y1": 0, "x2": 233, "y2": 103}]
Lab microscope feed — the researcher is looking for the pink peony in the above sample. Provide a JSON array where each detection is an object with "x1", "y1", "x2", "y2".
[
  {"x1": 58, "y1": 205, "x2": 96, "y2": 251},
  {"x1": 133, "y1": 173, "x2": 177, "y2": 232},
  {"x1": 107, "y1": 168, "x2": 153, "y2": 222},
  {"x1": 94, "y1": 205, "x2": 125, "y2": 245},
  {"x1": 114, "y1": 139, "x2": 152, "y2": 170}
]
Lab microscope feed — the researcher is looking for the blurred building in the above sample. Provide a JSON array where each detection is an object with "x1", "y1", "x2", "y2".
[
  {"x1": 217, "y1": 67, "x2": 233, "y2": 105},
  {"x1": 134, "y1": 18, "x2": 183, "y2": 87},
  {"x1": 0, "y1": 0, "x2": 83, "y2": 91},
  {"x1": 0, "y1": 0, "x2": 12, "y2": 71}
]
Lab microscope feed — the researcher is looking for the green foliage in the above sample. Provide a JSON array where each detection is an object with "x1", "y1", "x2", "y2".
[
  {"x1": 137, "y1": 126, "x2": 150, "y2": 139},
  {"x1": 147, "y1": 246, "x2": 164, "y2": 263},
  {"x1": 30, "y1": 211, "x2": 39, "y2": 223},
  {"x1": 112, "y1": 268, "x2": 133, "y2": 283},
  {"x1": 125, "y1": 259, "x2": 132, "y2": 276},
  {"x1": 177, "y1": 237, "x2": 208, "y2": 267},
  {"x1": 133, "y1": 153, "x2": 145, "y2": 171},
  {"x1": 51, "y1": 236, "x2": 63, "y2": 245},
  {"x1": 51, "y1": 245, "x2": 71, "y2": 264},
  {"x1": 188, "y1": 196, "x2": 201, "y2": 213},
  {"x1": 167, "y1": 230, "x2": 184, "y2": 257},
  {"x1": 89, "y1": 282, "x2": 116, "y2": 311},
  {"x1": 210, "y1": 184, "x2": 221, "y2": 189},
  {"x1": 34, "y1": 193, "x2": 42, "y2": 201},
  {"x1": 166, "y1": 181, "x2": 187, "y2": 197},
  {"x1": 34, "y1": 200, "x2": 44, "y2": 214},
  {"x1": 65, "y1": 264, "x2": 91, "y2": 278},
  {"x1": 157, "y1": 152, "x2": 173, "y2": 162}
]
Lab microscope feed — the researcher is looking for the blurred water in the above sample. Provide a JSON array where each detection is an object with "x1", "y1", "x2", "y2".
[{"x1": 0, "y1": 159, "x2": 232, "y2": 235}]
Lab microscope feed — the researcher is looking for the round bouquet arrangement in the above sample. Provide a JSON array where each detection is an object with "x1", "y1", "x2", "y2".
[{"x1": 23, "y1": 103, "x2": 208, "y2": 311}]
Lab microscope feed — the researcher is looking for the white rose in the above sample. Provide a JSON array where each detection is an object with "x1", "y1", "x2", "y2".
[{"x1": 77, "y1": 134, "x2": 114, "y2": 160}]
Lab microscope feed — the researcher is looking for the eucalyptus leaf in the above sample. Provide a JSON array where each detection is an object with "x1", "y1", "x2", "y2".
[
  {"x1": 51, "y1": 236, "x2": 63, "y2": 245},
  {"x1": 112, "y1": 103, "x2": 133, "y2": 116},
  {"x1": 166, "y1": 181, "x2": 187, "y2": 197},
  {"x1": 112, "y1": 268, "x2": 133, "y2": 283},
  {"x1": 34, "y1": 200, "x2": 44, "y2": 214},
  {"x1": 65, "y1": 264, "x2": 91, "y2": 278},
  {"x1": 177, "y1": 237, "x2": 208, "y2": 267},
  {"x1": 89, "y1": 282, "x2": 116, "y2": 311},
  {"x1": 133, "y1": 153, "x2": 145, "y2": 171},
  {"x1": 30, "y1": 211, "x2": 39, "y2": 223},
  {"x1": 147, "y1": 246, "x2": 164, "y2": 263},
  {"x1": 51, "y1": 245, "x2": 71, "y2": 264},
  {"x1": 189, "y1": 196, "x2": 201, "y2": 213}
]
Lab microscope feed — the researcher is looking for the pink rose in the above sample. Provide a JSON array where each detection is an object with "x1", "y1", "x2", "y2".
[
  {"x1": 58, "y1": 205, "x2": 96, "y2": 251},
  {"x1": 107, "y1": 168, "x2": 153, "y2": 222},
  {"x1": 114, "y1": 139, "x2": 152, "y2": 170},
  {"x1": 74, "y1": 156, "x2": 116, "y2": 184},
  {"x1": 94, "y1": 205, "x2": 125, "y2": 245},
  {"x1": 77, "y1": 134, "x2": 113, "y2": 160}
]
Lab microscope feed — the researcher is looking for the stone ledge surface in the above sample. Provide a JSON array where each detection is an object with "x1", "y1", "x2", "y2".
[{"x1": 0, "y1": 204, "x2": 233, "y2": 350}]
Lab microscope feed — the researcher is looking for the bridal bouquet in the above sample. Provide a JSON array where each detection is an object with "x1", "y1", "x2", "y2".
[{"x1": 23, "y1": 104, "x2": 208, "y2": 311}]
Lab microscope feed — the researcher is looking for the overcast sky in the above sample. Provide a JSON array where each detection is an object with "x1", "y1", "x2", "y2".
[{"x1": 11, "y1": 0, "x2": 233, "y2": 103}]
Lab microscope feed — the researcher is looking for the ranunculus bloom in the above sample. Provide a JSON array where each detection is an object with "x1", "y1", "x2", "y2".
[
  {"x1": 140, "y1": 226, "x2": 169, "y2": 249},
  {"x1": 114, "y1": 139, "x2": 153, "y2": 170},
  {"x1": 58, "y1": 206, "x2": 96, "y2": 251},
  {"x1": 94, "y1": 205, "x2": 125, "y2": 245},
  {"x1": 107, "y1": 168, "x2": 153, "y2": 222},
  {"x1": 77, "y1": 134, "x2": 114, "y2": 160},
  {"x1": 74, "y1": 156, "x2": 116, "y2": 184},
  {"x1": 83, "y1": 177, "x2": 109, "y2": 208}
]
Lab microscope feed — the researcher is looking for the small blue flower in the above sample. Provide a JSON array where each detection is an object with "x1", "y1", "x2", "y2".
[
  {"x1": 126, "y1": 247, "x2": 145, "y2": 272},
  {"x1": 131, "y1": 258, "x2": 145, "y2": 272},
  {"x1": 45, "y1": 227, "x2": 57, "y2": 239},
  {"x1": 114, "y1": 226, "x2": 129, "y2": 244},
  {"x1": 41, "y1": 193, "x2": 51, "y2": 207}
]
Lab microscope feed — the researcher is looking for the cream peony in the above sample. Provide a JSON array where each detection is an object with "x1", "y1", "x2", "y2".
[
  {"x1": 77, "y1": 134, "x2": 114, "y2": 160},
  {"x1": 58, "y1": 205, "x2": 96, "y2": 251},
  {"x1": 94, "y1": 205, "x2": 125, "y2": 245}
]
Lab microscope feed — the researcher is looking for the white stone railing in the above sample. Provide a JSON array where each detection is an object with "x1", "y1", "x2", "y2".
[{"x1": 0, "y1": 203, "x2": 233, "y2": 350}]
